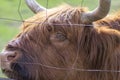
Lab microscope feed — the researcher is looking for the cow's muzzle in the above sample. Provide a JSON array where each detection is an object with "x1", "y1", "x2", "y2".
[{"x1": 0, "y1": 50, "x2": 20, "y2": 71}]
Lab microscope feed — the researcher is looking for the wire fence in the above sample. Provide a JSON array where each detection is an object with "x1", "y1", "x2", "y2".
[{"x1": 0, "y1": 0, "x2": 120, "y2": 79}]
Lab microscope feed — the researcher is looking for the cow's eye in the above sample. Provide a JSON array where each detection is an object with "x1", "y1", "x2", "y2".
[
  {"x1": 55, "y1": 33, "x2": 67, "y2": 41},
  {"x1": 50, "y1": 32, "x2": 67, "y2": 42}
]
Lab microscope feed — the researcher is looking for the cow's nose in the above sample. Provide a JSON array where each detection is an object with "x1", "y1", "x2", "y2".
[
  {"x1": 7, "y1": 52, "x2": 17, "y2": 61},
  {"x1": 1, "y1": 51, "x2": 18, "y2": 62},
  {"x1": 0, "y1": 51, "x2": 19, "y2": 70}
]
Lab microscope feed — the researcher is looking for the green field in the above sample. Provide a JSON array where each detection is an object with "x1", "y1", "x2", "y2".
[{"x1": 0, "y1": 0, "x2": 120, "y2": 78}]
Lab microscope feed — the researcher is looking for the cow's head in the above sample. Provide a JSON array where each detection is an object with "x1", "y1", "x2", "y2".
[{"x1": 0, "y1": 0, "x2": 113, "y2": 80}]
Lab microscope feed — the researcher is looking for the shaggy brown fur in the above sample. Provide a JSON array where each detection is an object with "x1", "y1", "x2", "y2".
[
  {"x1": 96, "y1": 11, "x2": 120, "y2": 30},
  {"x1": 2, "y1": 5, "x2": 120, "y2": 80}
]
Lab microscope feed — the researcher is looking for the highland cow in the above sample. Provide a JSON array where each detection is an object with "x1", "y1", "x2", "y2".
[{"x1": 1, "y1": 0, "x2": 120, "y2": 80}]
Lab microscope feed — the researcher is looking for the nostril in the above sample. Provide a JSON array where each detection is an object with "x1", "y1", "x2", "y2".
[{"x1": 7, "y1": 53, "x2": 17, "y2": 61}]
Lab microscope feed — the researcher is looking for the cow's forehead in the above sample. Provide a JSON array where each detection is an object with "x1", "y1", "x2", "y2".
[{"x1": 21, "y1": 6, "x2": 87, "y2": 30}]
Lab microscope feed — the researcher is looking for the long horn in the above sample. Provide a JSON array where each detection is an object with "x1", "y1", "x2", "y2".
[
  {"x1": 25, "y1": 0, "x2": 46, "y2": 13},
  {"x1": 81, "y1": 0, "x2": 111, "y2": 23}
]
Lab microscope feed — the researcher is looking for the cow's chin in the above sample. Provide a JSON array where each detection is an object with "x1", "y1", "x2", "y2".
[{"x1": 2, "y1": 62, "x2": 30, "y2": 80}]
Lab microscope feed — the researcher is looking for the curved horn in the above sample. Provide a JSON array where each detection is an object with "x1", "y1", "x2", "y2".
[
  {"x1": 25, "y1": 0, "x2": 46, "y2": 13},
  {"x1": 81, "y1": 0, "x2": 111, "y2": 23}
]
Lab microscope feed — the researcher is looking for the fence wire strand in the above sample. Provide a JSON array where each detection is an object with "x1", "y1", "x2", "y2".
[
  {"x1": 1, "y1": 61, "x2": 120, "y2": 73},
  {"x1": 0, "y1": 0, "x2": 120, "y2": 79}
]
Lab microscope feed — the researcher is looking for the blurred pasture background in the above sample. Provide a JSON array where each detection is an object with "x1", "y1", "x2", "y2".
[{"x1": 0, "y1": 0, "x2": 120, "y2": 78}]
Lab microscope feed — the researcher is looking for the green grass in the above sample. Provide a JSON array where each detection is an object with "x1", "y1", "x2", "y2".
[
  {"x1": 0, "y1": 26, "x2": 18, "y2": 50},
  {"x1": 0, "y1": 0, "x2": 120, "y2": 78}
]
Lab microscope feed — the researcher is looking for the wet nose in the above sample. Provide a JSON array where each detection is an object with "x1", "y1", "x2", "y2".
[
  {"x1": 0, "y1": 51, "x2": 19, "y2": 70},
  {"x1": 1, "y1": 51, "x2": 18, "y2": 62}
]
